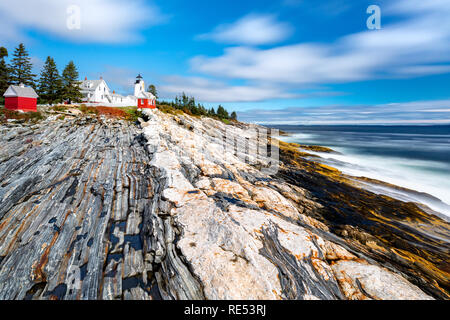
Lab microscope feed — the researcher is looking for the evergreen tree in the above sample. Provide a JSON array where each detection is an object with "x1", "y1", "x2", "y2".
[
  {"x1": 217, "y1": 105, "x2": 229, "y2": 119},
  {"x1": 230, "y1": 111, "x2": 237, "y2": 121},
  {"x1": 38, "y1": 56, "x2": 62, "y2": 105},
  {"x1": 181, "y1": 92, "x2": 189, "y2": 106},
  {"x1": 175, "y1": 95, "x2": 180, "y2": 106},
  {"x1": 0, "y1": 47, "x2": 9, "y2": 105},
  {"x1": 148, "y1": 84, "x2": 158, "y2": 99},
  {"x1": 188, "y1": 96, "x2": 195, "y2": 109},
  {"x1": 61, "y1": 61, "x2": 82, "y2": 103},
  {"x1": 197, "y1": 104, "x2": 207, "y2": 116},
  {"x1": 9, "y1": 43, "x2": 36, "y2": 87}
]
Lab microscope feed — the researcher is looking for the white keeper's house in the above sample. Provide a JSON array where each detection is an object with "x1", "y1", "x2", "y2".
[{"x1": 80, "y1": 74, "x2": 156, "y2": 108}]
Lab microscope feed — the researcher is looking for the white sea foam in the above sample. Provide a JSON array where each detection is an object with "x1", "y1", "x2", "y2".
[
  {"x1": 279, "y1": 128, "x2": 450, "y2": 217},
  {"x1": 304, "y1": 148, "x2": 450, "y2": 217}
]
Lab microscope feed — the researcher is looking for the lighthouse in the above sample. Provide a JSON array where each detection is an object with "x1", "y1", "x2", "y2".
[
  {"x1": 134, "y1": 74, "x2": 145, "y2": 97},
  {"x1": 134, "y1": 74, "x2": 156, "y2": 109}
]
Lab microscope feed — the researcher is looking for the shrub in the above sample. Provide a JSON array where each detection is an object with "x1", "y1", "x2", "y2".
[
  {"x1": 79, "y1": 105, "x2": 99, "y2": 115},
  {"x1": 0, "y1": 107, "x2": 44, "y2": 123},
  {"x1": 121, "y1": 107, "x2": 143, "y2": 122},
  {"x1": 50, "y1": 105, "x2": 68, "y2": 112},
  {"x1": 158, "y1": 104, "x2": 184, "y2": 116}
]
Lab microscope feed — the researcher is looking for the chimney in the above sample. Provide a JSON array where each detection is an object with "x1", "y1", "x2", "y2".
[
  {"x1": 100, "y1": 76, "x2": 103, "y2": 80},
  {"x1": 19, "y1": 83, "x2": 25, "y2": 88},
  {"x1": 85, "y1": 76, "x2": 87, "y2": 81},
  {"x1": 113, "y1": 90, "x2": 115, "y2": 94}
]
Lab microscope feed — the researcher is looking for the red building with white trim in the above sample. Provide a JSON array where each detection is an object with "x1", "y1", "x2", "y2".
[
  {"x1": 137, "y1": 92, "x2": 156, "y2": 109},
  {"x1": 134, "y1": 74, "x2": 156, "y2": 109},
  {"x1": 3, "y1": 83, "x2": 39, "y2": 112}
]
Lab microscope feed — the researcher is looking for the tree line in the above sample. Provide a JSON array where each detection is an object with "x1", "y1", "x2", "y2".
[
  {"x1": 0, "y1": 43, "x2": 238, "y2": 120},
  {"x1": 0, "y1": 43, "x2": 82, "y2": 105},
  {"x1": 158, "y1": 92, "x2": 237, "y2": 121}
]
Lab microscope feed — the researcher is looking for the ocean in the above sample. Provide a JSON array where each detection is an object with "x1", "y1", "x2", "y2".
[{"x1": 273, "y1": 125, "x2": 450, "y2": 218}]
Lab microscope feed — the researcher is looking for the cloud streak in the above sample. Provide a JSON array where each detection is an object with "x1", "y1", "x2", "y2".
[
  {"x1": 0, "y1": 0, "x2": 167, "y2": 44},
  {"x1": 190, "y1": 0, "x2": 450, "y2": 99},
  {"x1": 197, "y1": 14, "x2": 292, "y2": 45},
  {"x1": 158, "y1": 76, "x2": 298, "y2": 102},
  {"x1": 237, "y1": 99, "x2": 450, "y2": 125}
]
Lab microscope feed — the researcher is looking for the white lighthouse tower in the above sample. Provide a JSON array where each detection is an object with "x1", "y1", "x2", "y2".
[{"x1": 134, "y1": 74, "x2": 145, "y2": 96}]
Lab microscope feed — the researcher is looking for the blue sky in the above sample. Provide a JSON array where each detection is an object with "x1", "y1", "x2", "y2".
[{"x1": 1, "y1": 0, "x2": 449, "y2": 124}]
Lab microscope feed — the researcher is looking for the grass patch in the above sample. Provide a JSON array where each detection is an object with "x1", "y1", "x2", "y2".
[
  {"x1": 158, "y1": 104, "x2": 234, "y2": 125},
  {"x1": 50, "y1": 105, "x2": 69, "y2": 112},
  {"x1": 79, "y1": 106, "x2": 143, "y2": 122},
  {"x1": 158, "y1": 104, "x2": 184, "y2": 116},
  {"x1": 79, "y1": 105, "x2": 99, "y2": 115},
  {"x1": 0, "y1": 107, "x2": 45, "y2": 123},
  {"x1": 119, "y1": 106, "x2": 144, "y2": 122}
]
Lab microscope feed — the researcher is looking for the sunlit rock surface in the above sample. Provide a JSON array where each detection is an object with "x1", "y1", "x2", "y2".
[{"x1": 0, "y1": 109, "x2": 447, "y2": 300}]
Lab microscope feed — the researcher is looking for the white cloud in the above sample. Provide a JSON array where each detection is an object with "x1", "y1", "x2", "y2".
[
  {"x1": 191, "y1": 0, "x2": 450, "y2": 86},
  {"x1": 237, "y1": 99, "x2": 450, "y2": 125},
  {"x1": 92, "y1": 66, "x2": 138, "y2": 95},
  {"x1": 0, "y1": 0, "x2": 167, "y2": 44},
  {"x1": 395, "y1": 65, "x2": 450, "y2": 76},
  {"x1": 158, "y1": 76, "x2": 297, "y2": 102},
  {"x1": 197, "y1": 14, "x2": 292, "y2": 45}
]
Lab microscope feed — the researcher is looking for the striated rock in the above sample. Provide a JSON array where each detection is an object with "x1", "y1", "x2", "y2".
[
  {"x1": 0, "y1": 116, "x2": 158, "y2": 300},
  {"x1": 136, "y1": 110, "x2": 442, "y2": 300},
  {"x1": 331, "y1": 260, "x2": 433, "y2": 300},
  {"x1": 0, "y1": 109, "x2": 447, "y2": 300}
]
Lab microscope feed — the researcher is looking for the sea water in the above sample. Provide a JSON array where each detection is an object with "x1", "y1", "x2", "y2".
[{"x1": 274, "y1": 125, "x2": 450, "y2": 217}]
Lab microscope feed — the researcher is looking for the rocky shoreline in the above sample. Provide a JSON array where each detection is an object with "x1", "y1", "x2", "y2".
[{"x1": 0, "y1": 108, "x2": 448, "y2": 300}]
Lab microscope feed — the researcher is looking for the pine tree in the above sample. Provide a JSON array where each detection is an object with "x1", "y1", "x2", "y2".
[
  {"x1": 148, "y1": 84, "x2": 158, "y2": 99},
  {"x1": 0, "y1": 47, "x2": 9, "y2": 105},
  {"x1": 9, "y1": 43, "x2": 36, "y2": 87},
  {"x1": 217, "y1": 105, "x2": 229, "y2": 119},
  {"x1": 230, "y1": 111, "x2": 237, "y2": 121},
  {"x1": 61, "y1": 61, "x2": 82, "y2": 103},
  {"x1": 198, "y1": 104, "x2": 207, "y2": 116},
  {"x1": 38, "y1": 56, "x2": 62, "y2": 105},
  {"x1": 181, "y1": 92, "x2": 189, "y2": 106}
]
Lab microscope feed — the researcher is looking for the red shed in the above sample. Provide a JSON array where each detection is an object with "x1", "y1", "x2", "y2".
[
  {"x1": 3, "y1": 83, "x2": 39, "y2": 112},
  {"x1": 137, "y1": 92, "x2": 156, "y2": 109}
]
